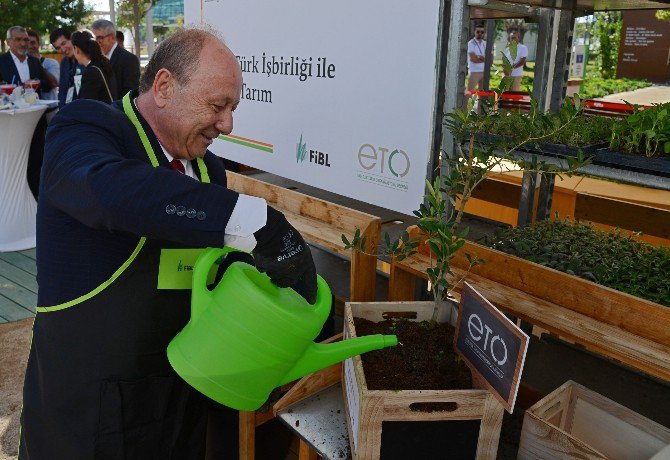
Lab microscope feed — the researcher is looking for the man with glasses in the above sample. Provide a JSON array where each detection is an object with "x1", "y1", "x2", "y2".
[
  {"x1": 50, "y1": 28, "x2": 84, "y2": 108},
  {"x1": 91, "y1": 19, "x2": 140, "y2": 99},
  {"x1": 0, "y1": 26, "x2": 54, "y2": 97},
  {"x1": 1, "y1": 26, "x2": 56, "y2": 199},
  {"x1": 465, "y1": 24, "x2": 487, "y2": 107}
]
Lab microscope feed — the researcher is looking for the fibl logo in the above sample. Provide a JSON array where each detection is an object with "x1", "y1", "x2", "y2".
[{"x1": 296, "y1": 133, "x2": 331, "y2": 167}]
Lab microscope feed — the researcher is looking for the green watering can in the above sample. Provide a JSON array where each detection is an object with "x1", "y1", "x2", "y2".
[{"x1": 167, "y1": 247, "x2": 398, "y2": 411}]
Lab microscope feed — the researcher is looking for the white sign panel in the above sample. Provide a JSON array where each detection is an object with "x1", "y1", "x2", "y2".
[{"x1": 184, "y1": 0, "x2": 441, "y2": 214}]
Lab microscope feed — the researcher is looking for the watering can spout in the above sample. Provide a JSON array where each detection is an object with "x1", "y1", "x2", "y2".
[{"x1": 278, "y1": 334, "x2": 398, "y2": 386}]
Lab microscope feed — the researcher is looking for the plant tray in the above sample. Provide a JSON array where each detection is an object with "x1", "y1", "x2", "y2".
[
  {"x1": 471, "y1": 133, "x2": 604, "y2": 158},
  {"x1": 343, "y1": 301, "x2": 504, "y2": 460},
  {"x1": 593, "y1": 149, "x2": 670, "y2": 178},
  {"x1": 518, "y1": 380, "x2": 670, "y2": 459}
]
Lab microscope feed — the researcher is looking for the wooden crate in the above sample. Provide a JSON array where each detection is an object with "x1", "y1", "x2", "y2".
[
  {"x1": 343, "y1": 301, "x2": 504, "y2": 460},
  {"x1": 518, "y1": 380, "x2": 670, "y2": 459}
]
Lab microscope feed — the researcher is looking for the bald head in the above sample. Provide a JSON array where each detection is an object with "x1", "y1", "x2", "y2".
[
  {"x1": 139, "y1": 28, "x2": 236, "y2": 94},
  {"x1": 136, "y1": 28, "x2": 242, "y2": 161}
]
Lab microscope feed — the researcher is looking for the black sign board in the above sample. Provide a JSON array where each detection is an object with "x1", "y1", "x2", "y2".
[{"x1": 454, "y1": 282, "x2": 529, "y2": 413}]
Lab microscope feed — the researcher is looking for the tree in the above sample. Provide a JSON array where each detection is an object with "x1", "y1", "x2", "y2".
[
  {"x1": 594, "y1": 12, "x2": 622, "y2": 79},
  {"x1": 116, "y1": 0, "x2": 159, "y2": 56},
  {"x1": 0, "y1": 0, "x2": 89, "y2": 51}
]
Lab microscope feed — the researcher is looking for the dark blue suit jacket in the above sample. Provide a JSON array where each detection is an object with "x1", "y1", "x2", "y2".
[
  {"x1": 0, "y1": 52, "x2": 54, "y2": 97},
  {"x1": 37, "y1": 96, "x2": 241, "y2": 306},
  {"x1": 57, "y1": 57, "x2": 85, "y2": 108}
]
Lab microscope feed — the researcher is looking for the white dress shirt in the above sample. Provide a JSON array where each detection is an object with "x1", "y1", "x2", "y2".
[
  {"x1": 159, "y1": 145, "x2": 266, "y2": 251},
  {"x1": 106, "y1": 42, "x2": 118, "y2": 61},
  {"x1": 10, "y1": 51, "x2": 30, "y2": 84}
]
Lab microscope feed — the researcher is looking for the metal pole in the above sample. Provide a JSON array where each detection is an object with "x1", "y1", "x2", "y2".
[
  {"x1": 536, "y1": 174, "x2": 555, "y2": 221},
  {"x1": 532, "y1": 8, "x2": 555, "y2": 111},
  {"x1": 482, "y1": 19, "x2": 496, "y2": 91},
  {"x1": 109, "y1": 0, "x2": 116, "y2": 24},
  {"x1": 427, "y1": 0, "x2": 451, "y2": 184},
  {"x1": 439, "y1": 0, "x2": 469, "y2": 221},
  {"x1": 549, "y1": 7, "x2": 576, "y2": 112},
  {"x1": 145, "y1": 7, "x2": 155, "y2": 58},
  {"x1": 441, "y1": 0, "x2": 469, "y2": 167},
  {"x1": 517, "y1": 172, "x2": 537, "y2": 227}
]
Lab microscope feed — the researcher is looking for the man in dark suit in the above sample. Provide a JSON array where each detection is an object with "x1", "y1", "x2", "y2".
[
  {"x1": 50, "y1": 28, "x2": 84, "y2": 108},
  {"x1": 1, "y1": 26, "x2": 55, "y2": 199},
  {"x1": 0, "y1": 26, "x2": 54, "y2": 97},
  {"x1": 19, "y1": 28, "x2": 317, "y2": 459},
  {"x1": 91, "y1": 19, "x2": 140, "y2": 99}
]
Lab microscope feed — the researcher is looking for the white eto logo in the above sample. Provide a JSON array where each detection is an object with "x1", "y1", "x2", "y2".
[
  {"x1": 468, "y1": 313, "x2": 508, "y2": 366},
  {"x1": 357, "y1": 144, "x2": 410, "y2": 178}
]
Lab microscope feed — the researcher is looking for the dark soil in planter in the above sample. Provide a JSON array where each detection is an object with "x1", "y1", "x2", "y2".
[{"x1": 353, "y1": 317, "x2": 472, "y2": 392}]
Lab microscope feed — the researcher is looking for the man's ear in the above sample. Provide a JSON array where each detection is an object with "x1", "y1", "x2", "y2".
[{"x1": 152, "y1": 68, "x2": 174, "y2": 108}]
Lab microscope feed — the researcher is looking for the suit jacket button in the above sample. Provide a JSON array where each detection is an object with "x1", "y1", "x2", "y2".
[
  {"x1": 176, "y1": 206, "x2": 186, "y2": 216},
  {"x1": 186, "y1": 208, "x2": 196, "y2": 218},
  {"x1": 165, "y1": 204, "x2": 176, "y2": 215},
  {"x1": 197, "y1": 211, "x2": 206, "y2": 221}
]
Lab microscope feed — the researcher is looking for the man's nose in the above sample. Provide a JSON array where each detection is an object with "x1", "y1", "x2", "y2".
[{"x1": 215, "y1": 111, "x2": 234, "y2": 136}]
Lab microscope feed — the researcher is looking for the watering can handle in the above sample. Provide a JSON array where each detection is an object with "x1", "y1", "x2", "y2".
[{"x1": 191, "y1": 247, "x2": 242, "y2": 322}]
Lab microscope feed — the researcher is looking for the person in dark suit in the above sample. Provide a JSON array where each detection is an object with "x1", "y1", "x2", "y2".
[
  {"x1": 0, "y1": 26, "x2": 54, "y2": 97},
  {"x1": 49, "y1": 28, "x2": 85, "y2": 108},
  {"x1": 71, "y1": 30, "x2": 117, "y2": 104},
  {"x1": 1, "y1": 26, "x2": 55, "y2": 199},
  {"x1": 19, "y1": 28, "x2": 317, "y2": 459},
  {"x1": 91, "y1": 19, "x2": 140, "y2": 99}
]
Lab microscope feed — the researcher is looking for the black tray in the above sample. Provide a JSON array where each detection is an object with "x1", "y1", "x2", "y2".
[
  {"x1": 471, "y1": 132, "x2": 604, "y2": 159},
  {"x1": 593, "y1": 149, "x2": 670, "y2": 178}
]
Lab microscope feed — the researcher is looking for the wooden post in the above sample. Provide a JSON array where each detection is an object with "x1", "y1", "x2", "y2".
[{"x1": 239, "y1": 411, "x2": 255, "y2": 460}]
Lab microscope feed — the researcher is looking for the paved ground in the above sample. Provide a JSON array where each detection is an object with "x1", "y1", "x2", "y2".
[
  {"x1": 0, "y1": 319, "x2": 32, "y2": 460},
  {"x1": 597, "y1": 84, "x2": 670, "y2": 105}
]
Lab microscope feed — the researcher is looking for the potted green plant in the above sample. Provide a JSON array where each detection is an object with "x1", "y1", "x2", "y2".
[
  {"x1": 595, "y1": 102, "x2": 670, "y2": 178},
  {"x1": 339, "y1": 43, "x2": 590, "y2": 459}
]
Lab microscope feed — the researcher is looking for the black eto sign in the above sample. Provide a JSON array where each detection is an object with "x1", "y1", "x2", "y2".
[{"x1": 454, "y1": 282, "x2": 529, "y2": 413}]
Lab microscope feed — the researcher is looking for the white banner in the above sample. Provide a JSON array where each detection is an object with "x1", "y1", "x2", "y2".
[{"x1": 184, "y1": 0, "x2": 441, "y2": 214}]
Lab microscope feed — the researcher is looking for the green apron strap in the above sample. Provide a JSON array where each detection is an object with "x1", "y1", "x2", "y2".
[{"x1": 122, "y1": 93, "x2": 160, "y2": 167}]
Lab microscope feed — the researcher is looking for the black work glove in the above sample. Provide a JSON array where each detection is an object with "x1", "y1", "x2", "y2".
[{"x1": 253, "y1": 205, "x2": 317, "y2": 304}]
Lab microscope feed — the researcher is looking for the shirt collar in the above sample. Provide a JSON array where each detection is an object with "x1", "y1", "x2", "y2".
[
  {"x1": 10, "y1": 50, "x2": 27, "y2": 64},
  {"x1": 106, "y1": 42, "x2": 118, "y2": 60}
]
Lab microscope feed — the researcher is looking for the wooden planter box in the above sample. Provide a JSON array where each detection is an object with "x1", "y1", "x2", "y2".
[
  {"x1": 518, "y1": 380, "x2": 670, "y2": 459},
  {"x1": 393, "y1": 230, "x2": 670, "y2": 382},
  {"x1": 343, "y1": 301, "x2": 504, "y2": 459}
]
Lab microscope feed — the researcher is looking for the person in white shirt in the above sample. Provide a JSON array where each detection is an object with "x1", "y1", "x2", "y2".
[
  {"x1": 466, "y1": 24, "x2": 487, "y2": 102},
  {"x1": 503, "y1": 30, "x2": 528, "y2": 91},
  {"x1": 27, "y1": 29, "x2": 59, "y2": 101}
]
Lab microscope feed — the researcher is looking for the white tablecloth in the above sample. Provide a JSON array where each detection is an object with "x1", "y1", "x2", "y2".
[{"x1": 0, "y1": 104, "x2": 47, "y2": 251}]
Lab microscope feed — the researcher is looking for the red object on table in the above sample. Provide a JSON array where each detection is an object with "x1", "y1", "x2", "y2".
[
  {"x1": 1, "y1": 84, "x2": 17, "y2": 95},
  {"x1": 26, "y1": 80, "x2": 40, "y2": 91}
]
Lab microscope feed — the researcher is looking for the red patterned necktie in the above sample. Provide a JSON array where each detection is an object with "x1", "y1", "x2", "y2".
[{"x1": 170, "y1": 159, "x2": 185, "y2": 174}]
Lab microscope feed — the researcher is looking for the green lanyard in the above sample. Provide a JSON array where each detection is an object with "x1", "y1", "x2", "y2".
[{"x1": 122, "y1": 93, "x2": 211, "y2": 183}]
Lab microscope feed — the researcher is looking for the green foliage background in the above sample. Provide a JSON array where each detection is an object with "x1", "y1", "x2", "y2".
[{"x1": 0, "y1": 0, "x2": 89, "y2": 50}]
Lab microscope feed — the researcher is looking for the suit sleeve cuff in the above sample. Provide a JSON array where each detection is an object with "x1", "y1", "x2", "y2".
[{"x1": 223, "y1": 194, "x2": 267, "y2": 252}]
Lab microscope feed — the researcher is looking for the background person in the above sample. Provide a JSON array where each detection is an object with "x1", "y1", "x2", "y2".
[
  {"x1": 91, "y1": 19, "x2": 140, "y2": 98},
  {"x1": 50, "y1": 27, "x2": 84, "y2": 108},
  {"x1": 0, "y1": 26, "x2": 54, "y2": 199},
  {"x1": 0, "y1": 26, "x2": 54, "y2": 98},
  {"x1": 71, "y1": 30, "x2": 117, "y2": 104},
  {"x1": 503, "y1": 30, "x2": 528, "y2": 91},
  {"x1": 26, "y1": 28, "x2": 59, "y2": 100},
  {"x1": 116, "y1": 30, "x2": 125, "y2": 48},
  {"x1": 19, "y1": 27, "x2": 317, "y2": 459},
  {"x1": 465, "y1": 24, "x2": 486, "y2": 105}
]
